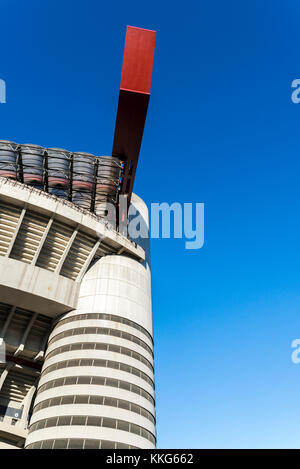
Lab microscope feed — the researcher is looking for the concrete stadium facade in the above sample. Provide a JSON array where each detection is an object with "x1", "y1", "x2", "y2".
[{"x1": 0, "y1": 178, "x2": 155, "y2": 449}]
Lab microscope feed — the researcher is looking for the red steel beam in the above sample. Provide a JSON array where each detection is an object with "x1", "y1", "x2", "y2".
[{"x1": 112, "y1": 26, "x2": 156, "y2": 202}]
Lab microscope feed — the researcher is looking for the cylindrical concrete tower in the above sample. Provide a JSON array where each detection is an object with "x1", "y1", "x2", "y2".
[{"x1": 25, "y1": 197, "x2": 156, "y2": 450}]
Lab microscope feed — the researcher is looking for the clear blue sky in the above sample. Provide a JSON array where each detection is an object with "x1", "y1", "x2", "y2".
[{"x1": 2, "y1": 0, "x2": 300, "y2": 449}]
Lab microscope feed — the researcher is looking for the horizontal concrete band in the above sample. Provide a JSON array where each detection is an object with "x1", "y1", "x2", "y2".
[
  {"x1": 44, "y1": 334, "x2": 154, "y2": 366},
  {"x1": 40, "y1": 357, "x2": 154, "y2": 388},
  {"x1": 29, "y1": 404, "x2": 155, "y2": 433},
  {"x1": 32, "y1": 397, "x2": 155, "y2": 427},
  {"x1": 41, "y1": 348, "x2": 154, "y2": 379},
  {"x1": 50, "y1": 318, "x2": 153, "y2": 348},
  {"x1": 25, "y1": 426, "x2": 154, "y2": 449},
  {"x1": 33, "y1": 384, "x2": 155, "y2": 415}
]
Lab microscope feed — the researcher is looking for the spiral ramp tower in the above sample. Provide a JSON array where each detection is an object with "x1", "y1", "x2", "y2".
[
  {"x1": 0, "y1": 26, "x2": 157, "y2": 450},
  {"x1": 25, "y1": 197, "x2": 155, "y2": 449}
]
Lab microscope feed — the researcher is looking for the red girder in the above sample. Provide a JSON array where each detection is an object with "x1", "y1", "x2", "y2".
[{"x1": 112, "y1": 26, "x2": 156, "y2": 203}]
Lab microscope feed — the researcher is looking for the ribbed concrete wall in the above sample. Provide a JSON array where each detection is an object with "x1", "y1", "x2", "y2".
[{"x1": 25, "y1": 253, "x2": 156, "y2": 449}]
